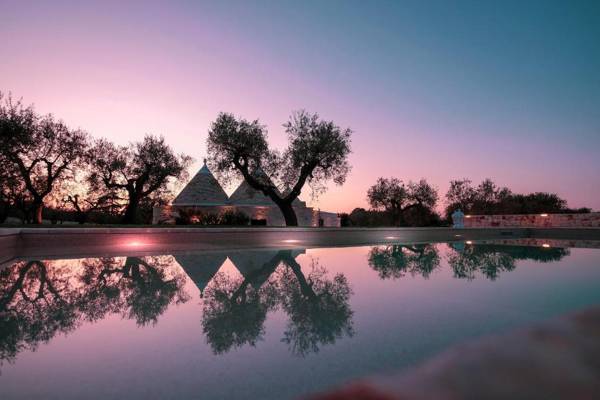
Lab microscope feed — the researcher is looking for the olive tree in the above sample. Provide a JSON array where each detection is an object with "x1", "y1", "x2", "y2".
[
  {"x1": 0, "y1": 93, "x2": 88, "y2": 224},
  {"x1": 88, "y1": 135, "x2": 192, "y2": 224},
  {"x1": 0, "y1": 157, "x2": 22, "y2": 223},
  {"x1": 207, "y1": 110, "x2": 352, "y2": 226},
  {"x1": 367, "y1": 178, "x2": 438, "y2": 225}
]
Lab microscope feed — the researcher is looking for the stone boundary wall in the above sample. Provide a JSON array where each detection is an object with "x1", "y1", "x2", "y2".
[{"x1": 464, "y1": 213, "x2": 600, "y2": 228}]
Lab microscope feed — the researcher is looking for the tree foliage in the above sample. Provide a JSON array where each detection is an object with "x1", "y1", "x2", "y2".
[
  {"x1": 447, "y1": 243, "x2": 570, "y2": 280},
  {"x1": 207, "y1": 110, "x2": 352, "y2": 226},
  {"x1": 88, "y1": 135, "x2": 192, "y2": 224},
  {"x1": 444, "y1": 178, "x2": 584, "y2": 218},
  {"x1": 367, "y1": 177, "x2": 438, "y2": 225},
  {"x1": 368, "y1": 244, "x2": 440, "y2": 279},
  {"x1": 0, "y1": 93, "x2": 88, "y2": 223},
  {"x1": 200, "y1": 250, "x2": 354, "y2": 356},
  {"x1": 0, "y1": 256, "x2": 189, "y2": 369}
]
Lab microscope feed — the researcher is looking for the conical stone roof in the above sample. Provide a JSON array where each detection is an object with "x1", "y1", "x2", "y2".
[
  {"x1": 173, "y1": 160, "x2": 229, "y2": 206},
  {"x1": 174, "y1": 252, "x2": 227, "y2": 296},
  {"x1": 228, "y1": 249, "x2": 282, "y2": 289},
  {"x1": 229, "y1": 168, "x2": 306, "y2": 207},
  {"x1": 229, "y1": 180, "x2": 275, "y2": 206}
]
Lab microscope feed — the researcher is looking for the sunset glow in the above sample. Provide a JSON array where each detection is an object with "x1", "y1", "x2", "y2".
[{"x1": 1, "y1": 1, "x2": 598, "y2": 213}]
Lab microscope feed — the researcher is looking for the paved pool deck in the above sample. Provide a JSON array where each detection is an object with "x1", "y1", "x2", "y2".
[{"x1": 2, "y1": 226, "x2": 600, "y2": 267}]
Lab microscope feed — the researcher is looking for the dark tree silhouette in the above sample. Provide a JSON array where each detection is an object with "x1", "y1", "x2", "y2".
[
  {"x1": 0, "y1": 156, "x2": 22, "y2": 223},
  {"x1": 367, "y1": 178, "x2": 437, "y2": 226},
  {"x1": 200, "y1": 260, "x2": 280, "y2": 354},
  {"x1": 0, "y1": 256, "x2": 189, "y2": 370},
  {"x1": 368, "y1": 244, "x2": 441, "y2": 279},
  {"x1": 78, "y1": 256, "x2": 190, "y2": 325},
  {"x1": 447, "y1": 243, "x2": 570, "y2": 280},
  {"x1": 207, "y1": 110, "x2": 352, "y2": 226},
  {"x1": 88, "y1": 135, "x2": 192, "y2": 224},
  {"x1": 276, "y1": 252, "x2": 354, "y2": 356},
  {"x1": 200, "y1": 250, "x2": 354, "y2": 356},
  {"x1": 0, "y1": 260, "x2": 80, "y2": 368},
  {"x1": 444, "y1": 178, "x2": 581, "y2": 217},
  {"x1": 0, "y1": 93, "x2": 89, "y2": 224},
  {"x1": 62, "y1": 192, "x2": 119, "y2": 224}
]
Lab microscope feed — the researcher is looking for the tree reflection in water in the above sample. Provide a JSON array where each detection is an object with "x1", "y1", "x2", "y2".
[
  {"x1": 276, "y1": 252, "x2": 353, "y2": 357},
  {"x1": 447, "y1": 243, "x2": 570, "y2": 280},
  {"x1": 200, "y1": 257, "x2": 280, "y2": 354},
  {"x1": 1, "y1": 242, "x2": 571, "y2": 367},
  {"x1": 368, "y1": 244, "x2": 441, "y2": 279},
  {"x1": 0, "y1": 256, "x2": 189, "y2": 369},
  {"x1": 199, "y1": 250, "x2": 354, "y2": 357}
]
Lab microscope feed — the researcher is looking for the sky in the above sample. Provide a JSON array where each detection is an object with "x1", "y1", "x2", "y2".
[{"x1": 1, "y1": 0, "x2": 599, "y2": 212}]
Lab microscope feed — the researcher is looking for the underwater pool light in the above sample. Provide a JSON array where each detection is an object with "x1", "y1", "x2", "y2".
[
  {"x1": 385, "y1": 236, "x2": 399, "y2": 240},
  {"x1": 282, "y1": 239, "x2": 301, "y2": 244},
  {"x1": 542, "y1": 243, "x2": 551, "y2": 248},
  {"x1": 540, "y1": 213, "x2": 548, "y2": 217},
  {"x1": 466, "y1": 240, "x2": 473, "y2": 245}
]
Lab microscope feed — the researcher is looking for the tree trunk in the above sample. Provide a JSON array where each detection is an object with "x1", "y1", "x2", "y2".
[
  {"x1": 277, "y1": 201, "x2": 298, "y2": 226},
  {"x1": 33, "y1": 201, "x2": 44, "y2": 224},
  {"x1": 281, "y1": 251, "x2": 318, "y2": 300},
  {"x1": 122, "y1": 197, "x2": 139, "y2": 224},
  {"x1": 76, "y1": 211, "x2": 88, "y2": 224},
  {"x1": 0, "y1": 200, "x2": 9, "y2": 224}
]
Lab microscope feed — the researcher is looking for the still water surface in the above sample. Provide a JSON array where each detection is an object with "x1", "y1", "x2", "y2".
[{"x1": 1, "y1": 241, "x2": 599, "y2": 399}]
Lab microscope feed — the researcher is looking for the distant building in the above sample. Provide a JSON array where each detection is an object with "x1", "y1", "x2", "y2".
[{"x1": 152, "y1": 160, "x2": 340, "y2": 227}]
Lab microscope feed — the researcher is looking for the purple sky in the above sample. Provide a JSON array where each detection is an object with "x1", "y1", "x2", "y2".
[{"x1": 1, "y1": 0, "x2": 599, "y2": 212}]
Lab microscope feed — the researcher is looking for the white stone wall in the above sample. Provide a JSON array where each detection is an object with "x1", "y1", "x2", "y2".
[
  {"x1": 153, "y1": 204, "x2": 338, "y2": 227},
  {"x1": 464, "y1": 213, "x2": 600, "y2": 228}
]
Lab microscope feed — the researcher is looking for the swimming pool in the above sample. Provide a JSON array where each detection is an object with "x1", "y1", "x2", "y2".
[{"x1": 1, "y1": 238, "x2": 599, "y2": 399}]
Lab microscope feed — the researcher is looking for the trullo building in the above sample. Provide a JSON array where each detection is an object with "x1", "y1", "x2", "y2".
[{"x1": 152, "y1": 160, "x2": 340, "y2": 227}]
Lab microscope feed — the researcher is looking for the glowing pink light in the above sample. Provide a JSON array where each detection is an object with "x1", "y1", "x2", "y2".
[
  {"x1": 542, "y1": 243, "x2": 550, "y2": 248},
  {"x1": 282, "y1": 239, "x2": 301, "y2": 244},
  {"x1": 125, "y1": 241, "x2": 147, "y2": 247}
]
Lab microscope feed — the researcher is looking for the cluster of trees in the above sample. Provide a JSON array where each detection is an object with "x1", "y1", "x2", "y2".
[
  {"x1": 0, "y1": 256, "x2": 190, "y2": 369},
  {"x1": 201, "y1": 250, "x2": 354, "y2": 356},
  {"x1": 0, "y1": 93, "x2": 192, "y2": 224},
  {"x1": 444, "y1": 178, "x2": 589, "y2": 219},
  {"x1": 2, "y1": 92, "x2": 588, "y2": 228},
  {"x1": 367, "y1": 242, "x2": 570, "y2": 281},
  {"x1": 207, "y1": 111, "x2": 352, "y2": 226},
  {"x1": 341, "y1": 176, "x2": 588, "y2": 227},
  {"x1": 1, "y1": 93, "x2": 353, "y2": 226},
  {"x1": 0, "y1": 250, "x2": 354, "y2": 366},
  {"x1": 1, "y1": 242, "x2": 572, "y2": 368},
  {"x1": 343, "y1": 177, "x2": 441, "y2": 227}
]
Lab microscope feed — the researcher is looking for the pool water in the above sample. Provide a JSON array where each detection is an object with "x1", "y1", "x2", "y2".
[{"x1": 1, "y1": 240, "x2": 600, "y2": 399}]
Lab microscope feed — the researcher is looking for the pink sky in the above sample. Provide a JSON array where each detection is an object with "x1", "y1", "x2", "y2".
[{"x1": 1, "y1": 1, "x2": 598, "y2": 213}]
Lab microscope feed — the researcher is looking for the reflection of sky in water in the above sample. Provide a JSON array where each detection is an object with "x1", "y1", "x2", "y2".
[{"x1": 1, "y1": 243, "x2": 600, "y2": 399}]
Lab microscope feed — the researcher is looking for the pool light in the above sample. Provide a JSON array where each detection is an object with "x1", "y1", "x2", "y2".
[
  {"x1": 125, "y1": 240, "x2": 147, "y2": 247},
  {"x1": 542, "y1": 243, "x2": 551, "y2": 248},
  {"x1": 540, "y1": 213, "x2": 548, "y2": 217},
  {"x1": 282, "y1": 239, "x2": 301, "y2": 244},
  {"x1": 385, "y1": 236, "x2": 399, "y2": 240},
  {"x1": 466, "y1": 240, "x2": 473, "y2": 245}
]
